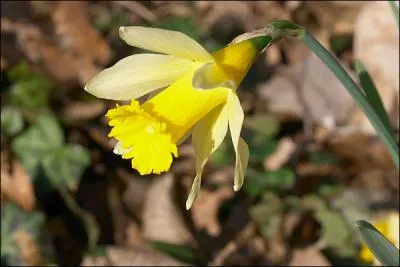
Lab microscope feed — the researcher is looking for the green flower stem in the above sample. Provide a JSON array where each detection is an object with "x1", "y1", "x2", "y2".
[
  {"x1": 58, "y1": 187, "x2": 99, "y2": 252},
  {"x1": 301, "y1": 31, "x2": 399, "y2": 170},
  {"x1": 241, "y1": 20, "x2": 399, "y2": 169},
  {"x1": 354, "y1": 220, "x2": 400, "y2": 266}
]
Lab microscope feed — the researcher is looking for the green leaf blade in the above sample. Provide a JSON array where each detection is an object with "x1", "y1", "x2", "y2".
[
  {"x1": 1, "y1": 106, "x2": 24, "y2": 136},
  {"x1": 354, "y1": 60, "x2": 394, "y2": 138},
  {"x1": 301, "y1": 31, "x2": 399, "y2": 169},
  {"x1": 388, "y1": 1, "x2": 400, "y2": 26},
  {"x1": 149, "y1": 241, "x2": 197, "y2": 264},
  {"x1": 354, "y1": 219, "x2": 400, "y2": 266}
]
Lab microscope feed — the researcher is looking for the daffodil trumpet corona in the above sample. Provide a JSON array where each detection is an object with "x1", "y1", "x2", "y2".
[{"x1": 85, "y1": 26, "x2": 272, "y2": 209}]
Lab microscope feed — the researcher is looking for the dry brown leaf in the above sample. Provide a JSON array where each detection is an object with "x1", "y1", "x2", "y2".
[
  {"x1": 265, "y1": 230, "x2": 287, "y2": 265},
  {"x1": 294, "y1": 2, "x2": 365, "y2": 48},
  {"x1": 1, "y1": 18, "x2": 100, "y2": 87},
  {"x1": 177, "y1": 143, "x2": 195, "y2": 158},
  {"x1": 87, "y1": 127, "x2": 115, "y2": 151},
  {"x1": 327, "y1": 132, "x2": 395, "y2": 170},
  {"x1": 257, "y1": 52, "x2": 357, "y2": 127},
  {"x1": 30, "y1": 1, "x2": 55, "y2": 18},
  {"x1": 119, "y1": 168, "x2": 152, "y2": 220},
  {"x1": 107, "y1": 246, "x2": 186, "y2": 266},
  {"x1": 191, "y1": 186, "x2": 233, "y2": 236},
  {"x1": 52, "y1": 1, "x2": 111, "y2": 64},
  {"x1": 265, "y1": 44, "x2": 281, "y2": 65},
  {"x1": 114, "y1": 1, "x2": 158, "y2": 23},
  {"x1": 80, "y1": 254, "x2": 110, "y2": 266},
  {"x1": 197, "y1": 1, "x2": 255, "y2": 36},
  {"x1": 209, "y1": 167, "x2": 235, "y2": 185},
  {"x1": 1, "y1": 56, "x2": 8, "y2": 70},
  {"x1": 353, "y1": 1, "x2": 400, "y2": 132},
  {"x1": 1, "y1": 159, "x2": 36, "y2": 211},
  {"x1": 13, "y1": 230, "x2": 44, "y2": 266},
  {"x1": 82, "y1": 245, "x2": 187, "y2": 266},
  {"x1": 152, "y1": 1, "x2": 192, "y2": 19},
  {"x1": 256, "y1": 64, "x2": 304, "y2": 118},
  {"x1": 280, "y1": 38, "x2": 311, "y2": 64},
  {"x1": 301, "y1": 53, "x2": 356, "y2": 127},
  {"x1": 36, "y1": 40, "x2": 100, "y2": 86},
  {"x1": 289, "y1": 245, "x2": 331, "y2": 266},
  {"x1": 286, "y1": 1, "x2": 302, "y2": 11},
  {"x1": 264, "y1": 137, "x2": 297, "y2": 170},
  {"x1": 1, "y1": 18, "x2": 44, "y2": 63},
  {"x1": 210, "y1": 223, "x2": 256, "y2": 266},
  {"x1": 61, "y1": 100, "x2": 106, "y2": 122},
  {"x1": 125, "y1": 221, "x2": 144, "y2": 247},
  {"x1": 142, "y1": 174, "x2": 193, "y2": 244},
  {"x1": 305, "y1": 1, "x2": 365, "y2": 36},
  {"x1": 253, "y1": 1, "x2": 293, "y2": 27},
  {"x1": 283, "y1": 212, "x2": 302, "y2": 238}
]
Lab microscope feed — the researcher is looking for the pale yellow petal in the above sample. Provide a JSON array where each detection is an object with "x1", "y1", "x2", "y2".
[
  {"x1": 186, "y1": 174, "x2": 201, "y2": 210},
  {"x1": 192, "y1": 104, "x2": 229, "y2": 170},
  {"x1": 186, "y1": 104, "x2": 229, "y2": 210},
  {"x1": 85, "y1": 54, "x2": 193, "y2": 100},
  {"x1": 113, "y1": 141, "x2": 123, "y2": 155},
  {"x1": 234, "y1": 137, "x2": 249, "y2": 191},
  {"x1": 227, "y1": 93, "x2": 248, "y2": 191},
  {"x1": 119, "y1": 26, "x2": 214, "y2": 62}
]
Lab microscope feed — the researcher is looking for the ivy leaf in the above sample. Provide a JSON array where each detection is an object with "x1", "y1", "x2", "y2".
[
  {"x1": 1, "y1": 106, "x2": 24, "y2": 136},
  {"x1": 1, "y1": 203, "x2": 55, "y2": 266},
  {"x1": 12, "y1": 114, "x2": 91, "y2": 192},
  {"x1": 245, "y1": 114, "x2": 280, "y2": 138},
  {"x1": 245, "y1": 168, "x2": 295, "y2": 197},
  {"x1": 248, "y1": 138, "x2": 277, "y2": 162},
  {"x1": 249, "y1": 192, "x2": 283, "y2": 239},
  {"x1": 7, "y1": 61, "x2": 31, "y2": 82},
  {"x1": 12, "y1": 115, "x2": 64, "y2": 174},
  {"x1": 9, "y1": 75, "x2": 53, "y2": 109},
  {"x1": 42, "y1": 144, "x2": 91, "y2": 191},
  {"x1": 303, "y1": 195, "x2": 355, "y2": 256}
]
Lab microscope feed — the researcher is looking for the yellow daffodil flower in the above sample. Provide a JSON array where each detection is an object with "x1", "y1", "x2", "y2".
[
  {"x1": 85, "y1": 26, "x2": 272, "y2": 209},
  {"x1": 358, "y1": 212, "x2": 399, "y2": 265}
]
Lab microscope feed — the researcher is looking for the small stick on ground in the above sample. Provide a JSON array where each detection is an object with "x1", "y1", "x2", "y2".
[
  {"x1": 114, "y1": 1, "x2": 158, "y2": 23},
  {"x1": 210, "y1": 222, "x2": 256, "y2": 266}
]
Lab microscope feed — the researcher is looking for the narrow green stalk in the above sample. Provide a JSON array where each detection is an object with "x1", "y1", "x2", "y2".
[
  {"x1": 302, "y1": 31, "x2": 399, "y2": 169},
  {"x1": 354, "y1": 220, "x2": 400, "y2": 266},
  {"x1": 388, "y1": 0, "x2": 400, "y2": 26},
  {"x1": 58, "y1": 186, "x2": 99, "y2": 252},
  {"x1": 354, "y1": 60, "x2": 393, "y2": 134}
]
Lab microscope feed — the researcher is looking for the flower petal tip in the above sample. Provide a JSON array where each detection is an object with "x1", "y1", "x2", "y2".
[
  {"x1": 83, "y1": 83, "x2": 90, "y2": 93},
  {"x1": 185, "y1": 201, "x2": 192, "y2": 210},
  {"x1": 84, "y1": 81, "x2": 97, "y2": 97},
  {"x1": 119, "y1": 26, "x2": 127, "y2": 36}
]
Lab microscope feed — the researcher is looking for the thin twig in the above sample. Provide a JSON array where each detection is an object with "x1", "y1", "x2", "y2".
[
  {"x1": 209, "y1": 222, "x2": 256, "y2": 266},
  {"x1": 114, "y1": 1, "x2": 158, "y2": 23}
]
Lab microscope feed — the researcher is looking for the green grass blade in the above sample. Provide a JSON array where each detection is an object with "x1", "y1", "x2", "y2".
[
  {"x1": 149, "y1": 241, "x2": 197, "y2": 264},
  {"x1": 354, "y1": 220, "x2": 400, "y2": 266},
  {"x1": 301, "y1": 31, "x2": 399, "y2": 170},
  {"x1": 354, "y1": 60, "x2": 395, "y2": 138},
  {"x1": 388, "y1": 1, "x2": 400, "y2": 26}
]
